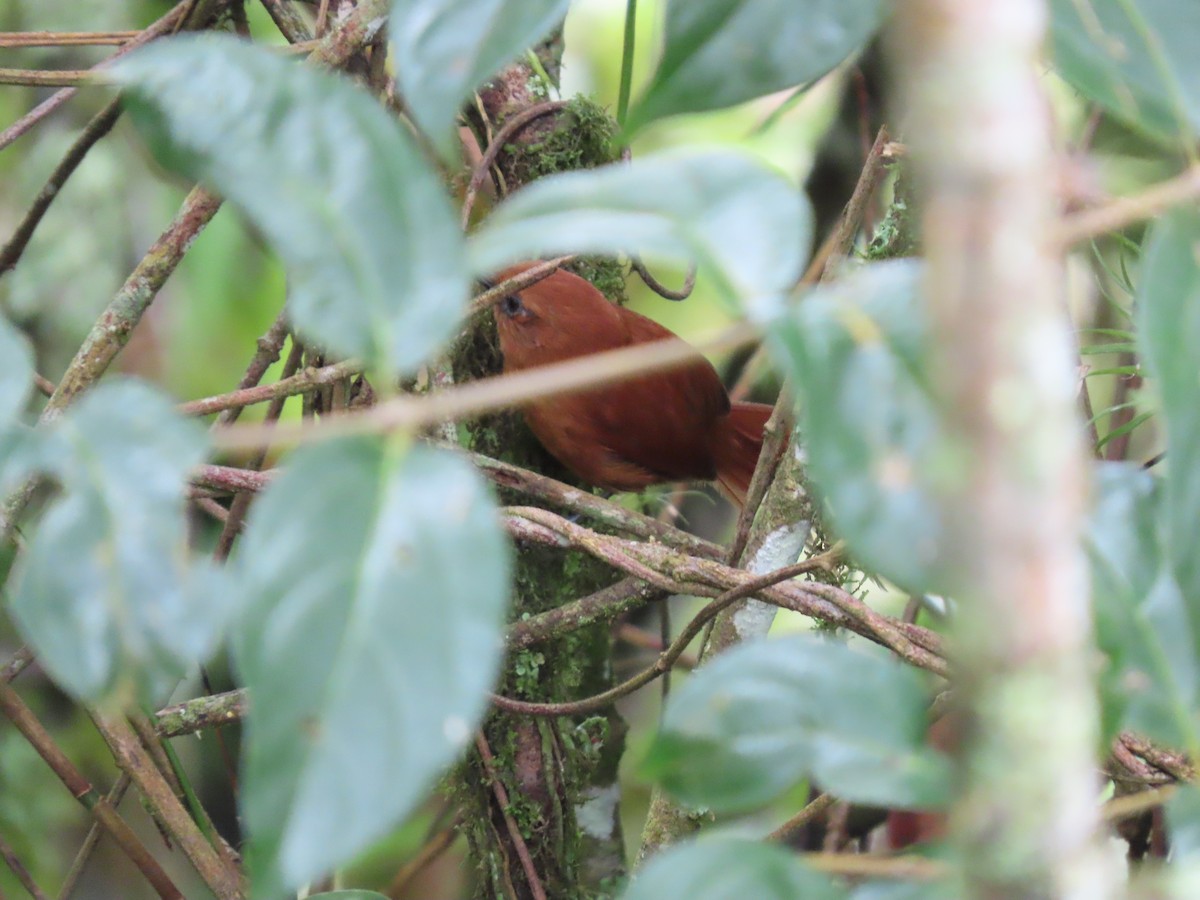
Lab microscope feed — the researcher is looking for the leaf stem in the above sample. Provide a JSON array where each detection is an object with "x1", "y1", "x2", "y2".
[{"x1": 616, "y1": 0, "x2": 638, "y2": 126}]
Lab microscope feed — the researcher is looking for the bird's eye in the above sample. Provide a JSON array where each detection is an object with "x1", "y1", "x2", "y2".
[{"x1": 499, "y1": 294, "x2": 525, "y2": 318}]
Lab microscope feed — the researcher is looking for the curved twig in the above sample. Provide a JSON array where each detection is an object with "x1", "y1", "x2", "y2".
[
  {"x1": 461, "y1": 99, "x2": 569, "y2": 228},
  {"x1": 630, "y1": 258, "x2": 696, "y2": 301}
]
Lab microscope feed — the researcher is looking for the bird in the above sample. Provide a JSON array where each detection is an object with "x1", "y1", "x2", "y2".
[{"x1": 488, "y1": 262, "x2": 774, "y2": 506}]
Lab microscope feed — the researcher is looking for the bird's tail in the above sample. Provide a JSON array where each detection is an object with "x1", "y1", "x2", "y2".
[{"x1": 713, "y1": 401, "x2": 774, "y2": 506}]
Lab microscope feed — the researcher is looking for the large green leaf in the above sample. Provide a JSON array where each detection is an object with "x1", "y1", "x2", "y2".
[
  {"x1": 626, "y1": 0, "x2": 888, "y2": 134},
  {"x1": 1050, "y1": 0, "x2": 1200, "y2": 145},
  {"x1": 0, "y1": 317, "x2": 33, "y2": 429},
  {"x1": 643, "y1": 634, "x2": 948, "y2": 813},
  {"x1": 469, "y1": 151, "x2": 810, "y2": 311},
  {"x1": 621, "y1": 837, "x2": 845, "y2": 900},
  {"x1": 1087, "y1": 463, "x2": 1197, "y2": 748},
  {"x1": 391, "y1": 0, "x2": 569, "y2": 157},
  {"x1": 767, "y1": 260, "x2": 947, "y2": 594},
  {"x1": 7, "y1": 380, "x2": 218, "y2": 703},
  {"x1": 233, "y1": 439, "x2": 511, "y2": 896},
  {"x1": 1138, "y1": 208, "x2": 1200, "y2": 604},
  {"x1": 112, "y1": 36, "x2": 467, "y2": 375}
]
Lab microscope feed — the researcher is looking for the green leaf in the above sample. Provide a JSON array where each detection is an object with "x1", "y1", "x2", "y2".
[
  {"x1": 8, "y1": 380, "x2": 218, "y2": 703},
  {"x1": 233, "y1": 439, "x2": 511, "y2": 896},
  {"x1": 112, "y1": 35, "x2": 467, "y2": 375},
  {"x1": 626, "y1": 0, "x2": 888, "y2": 134},
  {"x1": 767, "y1": 260, "x2": 947, "y2": 594},
  {"x1": 469, "y1": 151, "x2": 810, "y2": 311},
  {"x1": 0, "y1": 317, "x2": 33, "y2": 429},
  {"x1": 1049, "y1": 0, "x2": 1200, "y2": 145},
  {"x1": 643, "y1": 634, "x2": 948, "y2": 813},
  {"x1": 307, "y1": 893, "x2": 391, "y2": 900},
  {"x1": 1168, "y1": 784, "x2": 1200, "y2": 860},
  {"x1": 391, "y1": 0, "x2": 569, "y2": 157},
  {"x1": 620, "y1": 837, "x2": 845, "y2": 900},
  {"x1": 1138, "y1": 209, "x2": 1200, "y2": 603},
  {"x1": 1088, "y1": 463, "x2": 1197, "y2": 748}
]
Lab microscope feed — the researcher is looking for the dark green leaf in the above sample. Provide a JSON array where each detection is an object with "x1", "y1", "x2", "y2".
[
  {"x1": 8, "y1": 380, "x2": 217, "y2": 702},
  {"x1": 620, "y1": 837, "x2": 845, "y2": 900},
  {"x1": 1049, "y1": 0, "x2": 1200, "y2": 144},
  {"x1": 233, "y1": 440, "x2": 511, "y2": 895},
  {"x1": 391, "y1": 0, "x2": 569, "y2": 157},
  {"x1": 767, "y1": 260, "x2": 947, "y2": 594},
  {"x1": 1088, "y1": 463, "x2": 1197, "y2": 748},
  {"x1": 112, "y1": 36, "x2": 466, "y2": 375},
  {"x1": 469, "y1": 151, "x2": 810, "y2": 310},
  {"x1": 626, "y1": 0, "x2": 888, "y2": 133},
  {"x1": 644, "y1": 634, "x2": 948, "y2": 813},
  {"x1": 0, "y1": 317, "x2": 33, "y2": 428}
]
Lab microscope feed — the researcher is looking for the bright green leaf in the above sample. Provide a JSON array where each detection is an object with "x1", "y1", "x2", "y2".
[
  {"x1": 767, "y1": 260, "x2": 947, "y2": 594},
  {"x1": 1050, "y1": 0, "x2": 1200, "y2": 145},
  {"x1": 620, "y1": 837, "x2": 845, "y2": 900},
  {"x1": 112, "y1": 36, "x2": 467, "y2": 375},
  {"x1": 391, "y1": 0, "x2": 569, "y2": 157},
  {"x1": 233, "y1": 440, "x2": 511, "y2": 896},
  {"x1": 469, "y1": 151, "x2": 810, "y2": 312},
  {"x1": 644, "y1": 634, "x2": 948, "y2": 813},
  {"x1": 626, "y1": 0, "x2": 888, "y2": 134},
  {"x1": 8, "y1": 380, "x2": 218, "y2": 703}
]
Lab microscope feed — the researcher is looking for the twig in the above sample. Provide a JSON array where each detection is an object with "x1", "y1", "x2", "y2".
[
  {"x1": 259, "y1": 0, "x2": 314, "y2": 43},
  {"x1": 802, "y1": 851, "x2": 944, "y2": 881},
  {"x1": 88, "y1": 714, "x2": 243, "y2": 899},
  {"x1": 2, "y1": 647, "x2": 33, "y2": 684},
  {"x1": 0, "y1": 1, "x2": 190, "y2": 153},
  {"x1": 0, "y1": 69, "x2": 98, "y2": 87},
  {"x1": 156, "y1": 691, "x2": 249, "y2": 739},
  {"x1": 0, "y1": 99, "x2": 122, "y2": 276},
  {"x1": 214, "y1": 312, "x2": 291, "y2": 427},
  {"x1": 384, "y1": 818, "x2": 461, "y2": 898},
  {"x1": 630, "y1": 259, "x2": 696, "y2": 301},
  {"x1": 1054, "y1": 163, "x2": 1200, "y2": 246},
  {"x1": 469, "y1": 256, "x2": 575, "y2": 317},
  {"x1": 1103, "y1": 785, "x2": 1176, "y2": 823},
  {"x1": 490, "y1": 557, "x2": 847, "y2": 717},
  {"x1": 461, "y1": 100, "x2": 569, "y2": 227},
  {"x1": 474, "y1": 733, "x2": 548, "y2": 900},
  {"x1": 0, "y1": 31, "x2": 141, "y2": 47},
  {"x1": 0, "y1": 682, "x2": 183, "y2": 900},
  {"x1": 56, "y1": 773, "x2": 132, "y2": 900},
  {"x1": 768, "y1": 793, "x2": 835, "y2": 844},
  {"x1": 0, "y1": 829, "x2": 49, "y2": 900},
  {"x1": 212, "y1": 320, "x2": 761, "y2": 451},
  {"x1": 821, "y1": 125, "x2": 892, "y2": 279}
]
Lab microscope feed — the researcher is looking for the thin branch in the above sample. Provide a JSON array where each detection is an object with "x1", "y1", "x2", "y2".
[
  {"x1": 212, "y1": 320, "x2": 761, "y2": 451},
  {"x1": 215, "y1": 312, "x2": 291, "y2": 427},
  {"x1": 821, "y1": 125, "x2": 892, "y2": 279},
  {"x1": 1054, "y1": 163, "x2": 1200, "y2": 246},
  {"x1": 0, "y1": 829, "x2": 49, "y2": 900},
  {"x1": 88, "y1": 714, "x2": 243, "y2": 899},
  {"x1": 490, "y1": 556, "x2": 860, "y2": 717},
  {"x1": 2, "y1": 647, "x2": 34, "y2": 684},
  {"x1": 0, "y1": 31, "x2": 142, "y2": 47},
  {"x1": 156, "y1": 691, "x2": 248, "y2": 739},
  {"x1": 384, "y1": 818, "x2": 460, "y2": 898},
  {"x1": 0, "y1": 99, "x2": 122, "y2": 275},
  {"x1": 802, "y1": 852, "x2": 944, "y2": 881},
  {"x1": 0, "y1": 1, "x2": 190, "y2": 153},
  {"x1": 474, "y1": 733, "x2": 547, "y2": 900},
  {"x1": 630, "y1": 259, "x2": 696, "y2": 301},
  {"x1": 259, "y1": 0, "x2": 315, "y2": 43},
  {"x1": 468, "y1": 256, "x2": 574, "y2": 318},
  {"x1": 768, "y1": 793, "x2": 835, "y2": 844},
  {"x1": 0, "y1": 682, "x2": 183, "y2": 900},
  {"x1": 461, "y1": 100, "x2": 569, "y2": 227},
  {"x1": 0, "y1": 69, "x2": 98, "y2": 87},
  {"x1": 56, "y1": 773, "x2": 131, "y2": 900}
]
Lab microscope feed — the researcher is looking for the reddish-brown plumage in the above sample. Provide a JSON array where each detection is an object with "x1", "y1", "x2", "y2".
[{"x1": 491, "y1": 263, "x2": 773, "y2": 506}]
